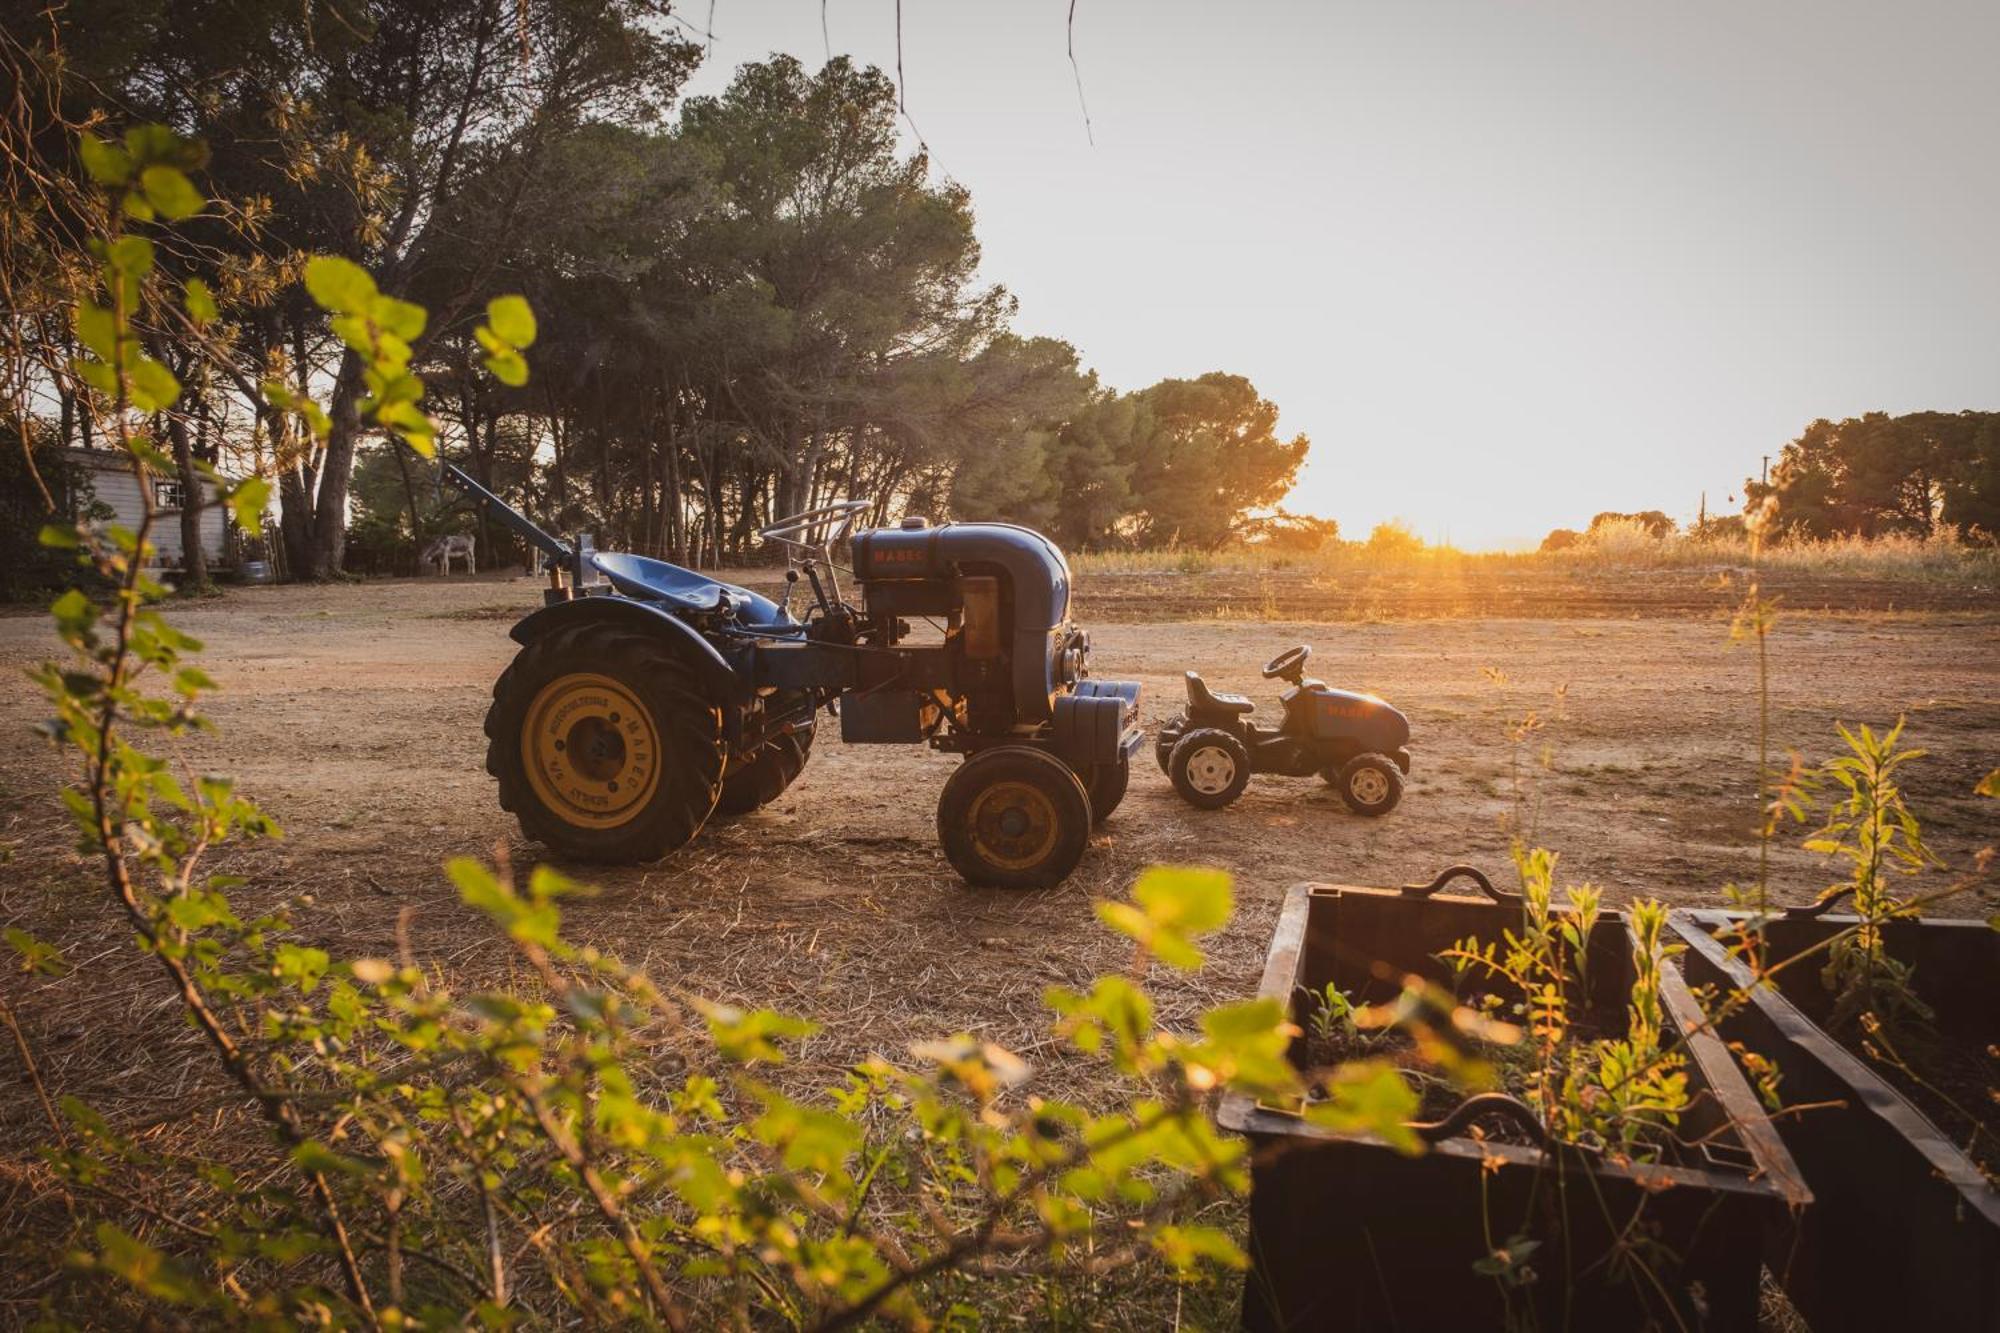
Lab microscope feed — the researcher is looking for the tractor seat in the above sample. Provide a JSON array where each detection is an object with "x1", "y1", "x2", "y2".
[
  {"x1": 590, "y1": 552, "x2": 733, "y2": 614},
  {"x1": 1185, "y1": 670, "x2": 1255, "y2": 715}
]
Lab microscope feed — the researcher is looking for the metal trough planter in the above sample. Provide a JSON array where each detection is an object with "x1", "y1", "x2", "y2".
[
  {"x1": 1673, "y1": 908, "x2": 2000, "y2": 1333},
  {"x1": 1218, "y1": 875, "x2": 1808, "y2": 1332}
]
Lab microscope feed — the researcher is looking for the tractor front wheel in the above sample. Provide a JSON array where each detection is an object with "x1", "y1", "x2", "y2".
[
  {"x1": 938, "y1": 746, "x2": 1093, "y2": 889},
  {"x1": 1332, "y1": 752, "x2": 1404, "y2": 817},
  {"x1": 484, "y1": 624, "x2": 725, "y2": 862}
]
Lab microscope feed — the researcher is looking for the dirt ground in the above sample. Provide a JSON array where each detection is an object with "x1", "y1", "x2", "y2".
[{"x1": 1, "y1": 572, "x2": 1996, "y2": 1144}]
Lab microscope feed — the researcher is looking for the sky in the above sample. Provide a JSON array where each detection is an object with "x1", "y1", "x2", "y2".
[{"x1": 676, "y1": 1, "x2": 2000, "y2": 549}]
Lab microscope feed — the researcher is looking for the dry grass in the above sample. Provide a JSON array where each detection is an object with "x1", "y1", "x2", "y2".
[{"x1": 1072, "y1": 530, "x2": 2000, "y2": 584}]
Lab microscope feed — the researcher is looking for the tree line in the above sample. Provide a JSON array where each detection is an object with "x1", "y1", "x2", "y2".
[
  {"x1": 1538, "y1": 412, "x2": 2000, "y2": 551},
  {"x1": 2, "y1": 5, "x2": 1307, "y2": 582}
]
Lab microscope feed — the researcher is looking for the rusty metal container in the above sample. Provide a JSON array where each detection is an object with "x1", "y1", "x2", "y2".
[
  {"x1": 1674, "y1": 908, "x2": 2000, "y2": 1333},
  {"x1": 1219, "y1": 877, "x2": 1808, "y2": 1332}
]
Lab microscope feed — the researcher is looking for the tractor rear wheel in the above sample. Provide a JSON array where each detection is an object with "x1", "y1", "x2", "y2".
[
  {"x1": 1084, "y1": 756, "x2": 1130, "y2": 824},
  {"x1": 1169, "y1": 728, "x2": 1251, "y2": 810},
  {"x1": 938, "y1": 746, "x2": 1093, "y2": 889},
  {"x1": 484, "y1": 623, "x2": 725, "y2": 862}
]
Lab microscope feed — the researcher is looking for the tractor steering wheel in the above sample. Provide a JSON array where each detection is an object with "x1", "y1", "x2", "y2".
[
  {"x1": 759, "y1": 499, "x2": 872, "y2": 555},
  {"x1": 1261, "y1": 644, "x2": 1312, "y2": 684}
]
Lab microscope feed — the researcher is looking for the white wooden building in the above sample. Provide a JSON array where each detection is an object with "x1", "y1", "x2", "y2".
[{"x1": 66, "y1": 447, "x2": 231, "y2": 569}]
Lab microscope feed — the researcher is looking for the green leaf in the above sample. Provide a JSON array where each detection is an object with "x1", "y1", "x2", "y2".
[
  {"x1": 373, "y1": 295, "x2": 427, "y2": 342},
  {"x1": 483, "y1": 348, "x2": 528, "y2": 387},
  {"x1": 1151, "y1": 1222, "x2": 1247, "y2": 1276},
  {"x1": 5, "y1": 927, "x2": 68, "y2": 976},
  {"x1": 1303, "y1": 1060, "x2": 1424, "y2": 1155},
  {"x1": 701, "y1": 1001, "x2": 818, "y2": 1064},
  {"x1": 184, "y1": 278, "x2": 218, "y2": 325},
  {"x1": 74, "y1": 301, "x2": 116, "y2": 359},
  {"x1": 72, "y1": 358, "x2": 118, "y2": 396},
  {"x1": 128, "y1": 356, "x2": 181, "y2": 412},
  {"x1": 38, "y1": 524, "x2": 80, "y2": 550},
  {"x1": 273, "y1": 943, "x2": 331, "y2": 993},
  {"x1": 1136, "y1": 864, "x2": 1232, "y2": 934},
  {"x1": 78, "y1": 135, "x2": 132, "y2": 185},
  {"x1": 50, "y1": 588, "x2": 97, "y2": 639},
  {"x1": 303, "y1": 255, "x2": 377, "y2": 314},
  {"x1": 227, "y1": 476, "x2": 270, "y2": 536},
  {"x1": 485, "y1": 294, "x2": 537, "y2": 348},
  {"x1": 139, "y1": 165, "x2": 204, "y2": 220},
  {"x1": 106, "y1": 235, "x2": 155, "y2": 277},
  {"x1": 90, "y1": 1223, "x2": 205, "y2": 1304},
  {"x1": 1098, "y1": 865, "x2": 1233, "y2": 970}
]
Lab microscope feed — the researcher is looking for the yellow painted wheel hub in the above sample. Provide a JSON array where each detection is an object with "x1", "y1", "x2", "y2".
[
  {"x1": 967, "y1": 779, "x2": 1060, "y2": 871},
  {"x1": 521, "y1": 673, "x2": 660, "y2": 829}
]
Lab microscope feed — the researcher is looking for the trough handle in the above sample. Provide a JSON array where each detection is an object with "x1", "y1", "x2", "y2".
[
  {"x1": 1399, "y1": 865, "x2": 1520, "y2": 905},
  {"x1": 1407, "y1": 1092, "x2": 1551, "y2": 1149},
  {"x1": 1785, "y1": 886, "x2": 1851, "y2": 918}
]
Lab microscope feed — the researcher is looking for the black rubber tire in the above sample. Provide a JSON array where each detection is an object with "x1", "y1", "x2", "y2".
[
  {"x1": 1169, "y1": 728, "x2": 1251, "y2": 810},
  {"x1": 714, "y1": 712, "x2": 815, "y2": 818},
  {"x1": 1084, "y1": 755, "x2": 1130, "y2": 824},
  {"x1": 937, "y1": 746, "x2": 1093, "y2": 889},
  {"x1": 1335, "y1": 752, "x2": 1404, "y2": 817},
  {"x1": 1154, "y1": 720, "x2": 1184, "y2": 775},
  {"x1": 484, "y1": 623, "x2": 725, "y2": 862}
]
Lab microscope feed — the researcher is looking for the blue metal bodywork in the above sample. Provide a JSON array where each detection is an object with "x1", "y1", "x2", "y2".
[{"x1": 430, "y1": 440, "x2": 1136, "y2": 768}]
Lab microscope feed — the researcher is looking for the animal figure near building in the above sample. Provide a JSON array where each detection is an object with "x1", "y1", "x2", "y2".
[{"x1": 421, "y1": 533, "x2": 475, "y2": 575}]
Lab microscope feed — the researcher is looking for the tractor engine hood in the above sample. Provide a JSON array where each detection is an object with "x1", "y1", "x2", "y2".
[{"x1": 851, "y1": 522, "x2": 1076, "y2": 723}]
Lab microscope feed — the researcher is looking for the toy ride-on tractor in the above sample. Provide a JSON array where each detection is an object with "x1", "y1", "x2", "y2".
[
  {"x1": 1155, "y1": 644, "x2": 1410, "y2": 815},
  {"x1": 431, "y1": 456, "x2": 1141, "y2": 889}
]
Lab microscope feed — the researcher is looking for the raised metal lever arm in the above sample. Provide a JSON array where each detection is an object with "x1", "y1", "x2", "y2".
[{"x1": 420, "y1": 445, "x2": 575, "y2": 569}]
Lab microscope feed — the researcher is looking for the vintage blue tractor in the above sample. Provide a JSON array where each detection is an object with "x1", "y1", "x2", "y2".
[
  {"x1": 440, "y1": 466, "x2": 1141, "y2": 888},
  {"x1": 1154, "y1": 644, "x2": 1411, "y2": 815}
]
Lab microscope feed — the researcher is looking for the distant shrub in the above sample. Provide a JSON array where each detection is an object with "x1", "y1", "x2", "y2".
[
  {"x1": 1589, "y1": 510, "x2": 1676, "y2": 539},
  {"x1": 1365, "y1": 519, "x2": 1425, "y2": 557},
  {"x1": 1540, "y1": 527, "x2": 1582, "y2": 553},
  {"x1": 1581, "y1": 516, "x2": 1668, "y2": 559}
]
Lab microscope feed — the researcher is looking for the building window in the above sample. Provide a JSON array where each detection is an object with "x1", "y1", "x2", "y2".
[{"x1": 153, "y1": 479, "x2": 187, "y2": 510}]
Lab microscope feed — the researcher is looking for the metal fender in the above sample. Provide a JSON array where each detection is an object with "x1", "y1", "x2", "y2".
[{"x1": 508, "y1": 596, "x2": 741, "y2": 703}]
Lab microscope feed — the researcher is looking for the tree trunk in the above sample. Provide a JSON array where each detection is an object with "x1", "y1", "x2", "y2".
[
  {"x1": 165, "y1": 410, "x2": 209, "y2": 592},
  {"x1": 304, "y1": 350, "x2": 366, "y2": 580}
]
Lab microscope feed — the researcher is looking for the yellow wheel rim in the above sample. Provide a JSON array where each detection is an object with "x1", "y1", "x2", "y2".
[
  {"x1": 967, "y1": 779, "x2": 1061, "y2": 871},
  {"x1": 521, "y1": 673, "x2": 661, "y2": 830}
]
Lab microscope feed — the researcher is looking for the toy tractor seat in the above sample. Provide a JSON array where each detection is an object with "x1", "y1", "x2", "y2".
[{"x1": 1184, "y1": 670, "x2": 1255, "y2": 715}]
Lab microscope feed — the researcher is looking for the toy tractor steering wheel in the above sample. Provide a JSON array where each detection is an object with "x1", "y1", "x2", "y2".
[{"x1": 1261, "y1": 644, "x2": 1312, "y2": 685}]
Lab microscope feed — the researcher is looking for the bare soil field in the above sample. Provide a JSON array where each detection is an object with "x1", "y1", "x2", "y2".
[{"x1": 2, "y1": 571, "x2": 1995, "y2": 1152}]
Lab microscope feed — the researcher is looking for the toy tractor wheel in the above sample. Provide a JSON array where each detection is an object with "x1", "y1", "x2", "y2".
[
  {"x1": 1169, "y1": 728, "x2": 1251, "y2": 810},
  {"x1": 1084, "y1": 756, "x2": 1130, "y2": 823},
  {"x1": 1154, "y1": 722, "x2": 1183, "y2": 775},
  {"x1": 484, "y1": 624, "x2": 725, "y2": 862},
  {"x1": 1333, "y1": 752, "x2": 1404, "y2": 817},
  {"x1": 938, "y1": 746, "x2": 1093, "y2": 889}
]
